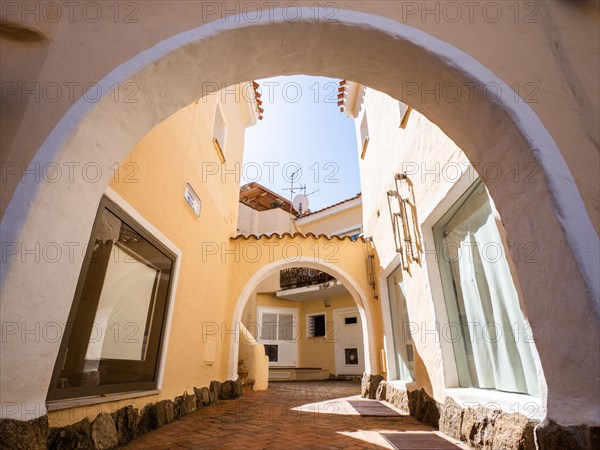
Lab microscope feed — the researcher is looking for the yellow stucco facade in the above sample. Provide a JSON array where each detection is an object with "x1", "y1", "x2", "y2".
[
  {"x1": 46, "y1": 90, "x2": 249, "y2": 425},
  {"x1": 46, "y1": 90, "x2": 386, "y2": 427}
]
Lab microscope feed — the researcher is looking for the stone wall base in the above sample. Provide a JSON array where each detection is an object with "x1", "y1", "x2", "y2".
[
  {"x1": 534, "y1": 419, "x2": 599, "y2": 450},
  {"x1": 361, "y1": 375, "x2": 597, "y2": 450},
  {"x1": 0, "y1": 415, "x2": 48, "y2": 450},
  {"x1": 438, "y1": 396, "x2": 537, "y2": 450},
  {"x1": 0, "y1": 379, "x2": 242, "y2": 450},
  {"x1": 360, "y1": 373, "x2": 383, "y2": 399},
  {"x1": 374, "y1": 381, "x2": 439, "y2": 428}
]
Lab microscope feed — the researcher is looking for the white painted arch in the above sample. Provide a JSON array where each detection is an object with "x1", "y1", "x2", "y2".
[
  {"x1": 0, "y1": 9, "x2": 598, "y2": 425},
  {"x1": 227, "y1": 257, "x2": 375, "y2": 381}
]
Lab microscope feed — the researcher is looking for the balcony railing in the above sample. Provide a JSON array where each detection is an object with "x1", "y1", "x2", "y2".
[{"x1": 279, "y1": 267, "x2": 334, "y2": 290}]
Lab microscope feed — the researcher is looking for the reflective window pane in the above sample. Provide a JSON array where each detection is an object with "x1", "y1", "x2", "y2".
[
  {"x1": 48, "y1": 200, "x2": 174, "y2": 400},
  {"x1": 261, "y1": 313, "x2": 278, "y2": 341},
  {"x1": 278, "y1": 314, "x2": 295, "y2": 341}
]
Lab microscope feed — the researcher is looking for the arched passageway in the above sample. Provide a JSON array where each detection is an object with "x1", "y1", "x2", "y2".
[
  {"x1": 226, "y1": 247, "x2": 377, "y2": 382},
  {"x1": 1, "y1": 9, "x2": 598, "y2": 428}
]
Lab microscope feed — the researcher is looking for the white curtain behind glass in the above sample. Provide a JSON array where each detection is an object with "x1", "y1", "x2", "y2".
[
  {"x1": 443, "y1": 183, "x2": 539, "y2": 396},
  {"x1": 387, "y1": 267, "x2": 415, "y2": 381}
]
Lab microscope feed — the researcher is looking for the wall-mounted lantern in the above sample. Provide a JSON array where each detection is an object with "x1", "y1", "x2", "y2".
[{"x1": 386, "y1": 173, "x2": 422, "y2": 274}]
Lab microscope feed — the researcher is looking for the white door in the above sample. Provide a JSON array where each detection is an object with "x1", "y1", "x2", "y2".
[
  {"x1": 257, "y1": 306, "x2": 298, "y2": 367},
  {"x1": 333, "y1": 307, "x2": 365, "y2": 375}
]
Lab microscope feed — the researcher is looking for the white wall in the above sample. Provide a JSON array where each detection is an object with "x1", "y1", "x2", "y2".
[
  {"x1": 237, "y1": 203, "x2": 293, "y2": 236},
  {"x1": 358, "y1": 90, "x2": 470, "y2": 269},
  {"x1": 259, "y1": 208, "x2": 294, "y2": 235},
  {"x1": 237, "y1": 203, "x2": 260, "y2": 235},
  {"x1": 356, "y1": 88, "x2": 546, "y2": 406}
]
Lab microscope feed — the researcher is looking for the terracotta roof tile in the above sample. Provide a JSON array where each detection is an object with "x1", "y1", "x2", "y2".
[{"x1": 232, "y1": 232, "x2": 364, "y2": 242}]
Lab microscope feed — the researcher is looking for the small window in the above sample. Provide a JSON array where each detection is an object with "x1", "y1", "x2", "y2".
[
  {"x1": 344, "y1": 317, "x2": 358, "y2": 325},
  {"x1": 264, "y1": 345, "x2": 278, "y2": 362},
  {"x1": 260, "y1": 313, "x2": 278, "y2": 341},
  {"x1": 359, "y1": 112, "x2": 369, "y2": 159},
  {"x1": 257, "y1": 307, "x2": 298, "y2": 367},
  {"x1": 398, "y1": 101, "x2": 412, "y2": 129},
  {"x1": 259, "y1": 311, "x2": 296, "y2": 342},
  {"x1": 212, "y1": 103, "x2": 227, "y2": 163},
  {"x1": 345, "y1": 348, "x2": 359, "y2": 365},
  {"x1": 47, "y1": 197, "x2": 176, "y2": 401},
  {"x1": 307, "y1": 313, "x2": 326, "y2": 338}
]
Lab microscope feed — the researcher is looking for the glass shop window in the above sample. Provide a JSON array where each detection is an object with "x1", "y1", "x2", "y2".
[
  {"x1": 47, "y1": 197, "x2": 175, "y2": 401},
  {"x1": 434, "y1": 181, "x2": 539, "y2": 396}
]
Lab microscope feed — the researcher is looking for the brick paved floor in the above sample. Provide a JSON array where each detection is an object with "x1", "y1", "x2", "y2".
[{"x1": 120, "y1": 381, "x2": 467, "y2": 449}]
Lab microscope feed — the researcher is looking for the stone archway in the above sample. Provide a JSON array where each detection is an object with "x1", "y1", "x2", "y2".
[{"x1": 0, "y1": 9, "x2": 598, "y2": 425}]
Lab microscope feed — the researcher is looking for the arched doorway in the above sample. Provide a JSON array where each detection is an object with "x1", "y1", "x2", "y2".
[
  {"x1": 228, "y1": 257, "x2": 375, "y2": 381},
  {"x1": 1, "y1": 9, "x2": 597, "y2": 426}
]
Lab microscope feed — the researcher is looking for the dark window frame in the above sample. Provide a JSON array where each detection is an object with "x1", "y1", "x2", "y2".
[
  {"x1": 308, "y1": 313, "x2": 326, "y2": 338},
  {"x1": 47, "y1": 196, "x2": 176, "y2": 402},
  {"x1": 264, "y1": 344, "x2": 279, "y2": 362},
  {"x1": 344, "y1": 348, "x2": 359, "y2": 365}
]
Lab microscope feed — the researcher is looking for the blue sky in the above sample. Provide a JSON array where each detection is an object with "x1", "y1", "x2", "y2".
[{"x1": 242, "y1": 75, "x2": 361, "y2": 212}]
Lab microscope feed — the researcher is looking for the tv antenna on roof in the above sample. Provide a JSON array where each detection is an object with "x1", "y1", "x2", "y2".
[{"x1": 282, "y1": 169, "x2": 319, "y2": 216}]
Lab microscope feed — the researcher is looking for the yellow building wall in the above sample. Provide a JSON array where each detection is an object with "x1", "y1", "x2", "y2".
[
  {"x1": 300, "y1": 294, "x2": 357, "y2": 371},
  {"x1": 48, "y1": 89, "x2": 251, "y2": 426},
  {"x1": 295, "y1": 200, "x2": 362, "y2": 237},
  {"x1": 46, "y1": 95, "x2": 386, "y2": 425}
]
